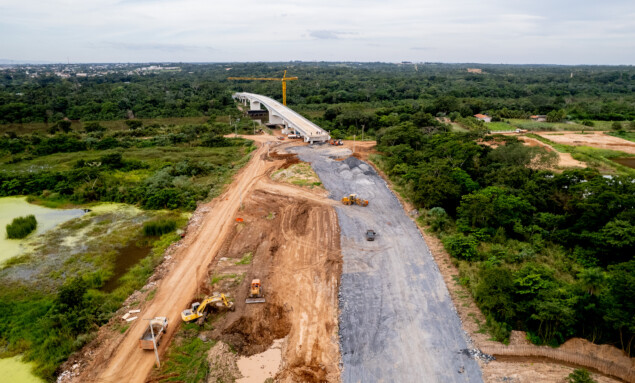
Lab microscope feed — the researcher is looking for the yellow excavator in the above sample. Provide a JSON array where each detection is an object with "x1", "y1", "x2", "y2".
[
  {"x1": 181, "y1": 293, "x2": 234, "y2": 325},
  {"x1": 341, "y1": 194, "x2": 369, "y2": 207}
]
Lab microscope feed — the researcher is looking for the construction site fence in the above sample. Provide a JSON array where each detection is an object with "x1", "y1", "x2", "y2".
[{"x1": 481, "y1": 344, "x2": 635, "y2": 382}]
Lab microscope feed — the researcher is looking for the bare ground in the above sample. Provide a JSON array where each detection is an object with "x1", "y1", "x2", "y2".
[
  {"x1": 62, "y1": 137, "x2": 341, "y2": 383},
  {"x1": 534, "y1": 131, "x2": 635, "y2": 155}
]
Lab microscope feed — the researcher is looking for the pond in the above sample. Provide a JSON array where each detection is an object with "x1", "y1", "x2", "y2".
[
  {"x1": 0, "y1": 196, "x2": 85, "y2": 263},
  {"x1": 0, "y1": 356, "x2": 44, "y2": 383},
  {"x1": 612, "y1": 157, "x2": 635, "y2": 169}
]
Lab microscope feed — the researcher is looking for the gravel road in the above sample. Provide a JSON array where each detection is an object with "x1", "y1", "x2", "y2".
[{"x1": 291, "y1": 145, "x2": 483, "y2": 383}]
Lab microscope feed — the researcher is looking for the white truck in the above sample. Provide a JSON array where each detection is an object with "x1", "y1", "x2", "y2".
[{"x1": 138, "y1": 317, "x2": 168, "y2": 350}]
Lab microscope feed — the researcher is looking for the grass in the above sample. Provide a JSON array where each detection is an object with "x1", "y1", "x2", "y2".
[
  {"x1": 153, "y1": 328, "x2": 214, "y2": 383},
  {"x1": 0, "y1": 116, "x2": 210, "y2": 135},
  {"x1": 235, "y1": 252, "x2": 253, "y2": 265},
  {"x1": 486, "y1": 122, "x2": 515, "y2": 131},
  {"x1": 143, "y1": 219, "x2": 177, "y2": 236},
  {"x1": 6, "y1": 215, "x2": 37, "y2": 239},
  {"x1": 526, "y1": 133, "x2": 635, "y2": 176}
]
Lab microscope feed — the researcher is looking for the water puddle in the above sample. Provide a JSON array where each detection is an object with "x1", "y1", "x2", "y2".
[
  {"x1": 612, "y1": 157, "x2": 635, "y2": 169},
  {"x1": 0, "y1": 197, "x2": 85, "y2": 263},
  {"x1": 101, "y1": 240, "x2": 152, "y2": 292},
  {"x1": 236, "y1": 338, "x2": 283, "y2": 383},
  {"x1": 0, "y1": 356, "x2": 44, "y2": 383}
]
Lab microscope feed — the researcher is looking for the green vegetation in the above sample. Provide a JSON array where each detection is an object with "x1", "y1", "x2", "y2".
[
  {"x1": 374, "y1": 127, "x2": 635, "y2": 354},
  {"x1": 143, "y1": 219, "x2": 177, "y2": 236},
  {"x1": 154, "y1": 325, "x2": 214, "y2": 383},
  {"x1": 525, "y1": 133, "x2": 635, "y2": 176},
  {"x1": 6, "y1": 214, "x2": 37, "y2": 238},
  {"x1": 567, "y1": 369, "x2": 597, "y2": 383},
  {"x1": 235, "y1": 252, "x2": 252, "y2": 265},
  {"x1": 0, "y1": 206, "x2": 185, "y2": 380},
  {"x1": 1, "y1": 121, "x2": 254, "y2": 210}
]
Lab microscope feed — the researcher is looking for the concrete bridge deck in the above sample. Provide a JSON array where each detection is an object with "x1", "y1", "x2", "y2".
[{"x1": 234, "y1": 92, "x2": 330, "y2": 143}]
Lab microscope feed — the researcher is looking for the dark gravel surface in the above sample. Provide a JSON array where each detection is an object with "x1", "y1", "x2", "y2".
[{"x1": 290, "y1": 145, "x2": 483, "y2": 382}]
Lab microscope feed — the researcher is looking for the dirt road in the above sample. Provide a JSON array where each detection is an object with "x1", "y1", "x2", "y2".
[
  {"x1": 290, "y1": 146, "x2": 483, "y2": 382},
  {"x1": 73, "y1": 137, "x2": 280, "y2": 383}
]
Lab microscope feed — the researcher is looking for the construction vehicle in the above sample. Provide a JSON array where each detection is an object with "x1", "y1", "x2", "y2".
[
  {"x1": 341, "y1": 194, "x2": 369, "y2": 207},
  {"x1": 365, "y1": 229, "x2": 376, "y2": 241},
  {"x1": 329, "y1": 139, "x2": 343, "y2": 146},
  {"x1": 246, "y1": 279, "x2": 266, "y2": 304},
  {"x1": 139, "y1": 317, "x2": 168, "y2": 350},
  {"x1": 181, "y1": 293, "x2": 233, "y2": 325},
  {"x1": 228, "y1": 70, "x2": 298, "y2": 105}
]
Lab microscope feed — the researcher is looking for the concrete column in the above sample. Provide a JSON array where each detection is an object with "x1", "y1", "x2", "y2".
[
  {"x1": 269, "y1": 113, "x2": 284, "y2": 125},
  {"x1": 250, "y1": 100, "x2": 261, "y2": 111}
]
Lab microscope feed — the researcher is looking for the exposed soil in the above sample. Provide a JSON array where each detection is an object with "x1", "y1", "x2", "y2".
[
  {"x1": 534, "y1": 131, "x2": 635, "y2": 155},
  {"x1": 62, "y1": 135, "x2": 341, "y2": 383},
  {"x1": 205, "y1": 187, "x2": 342, "y2": 382},
  {"x1": 517, "y1": 136, "x2": 586, "y2": 168}
]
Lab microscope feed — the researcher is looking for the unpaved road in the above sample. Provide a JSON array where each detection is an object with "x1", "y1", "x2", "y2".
[
  {"x1": 290, "y1": 145, "x2": 483, "y2": 382},
  {"x1": 73, "y1": 136, "x2": 281, "y2": 383}
]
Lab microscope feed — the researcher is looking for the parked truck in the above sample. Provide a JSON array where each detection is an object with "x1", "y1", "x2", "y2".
[{"x1": 139, "y1": 317, "x2": 168, "y2": 350}]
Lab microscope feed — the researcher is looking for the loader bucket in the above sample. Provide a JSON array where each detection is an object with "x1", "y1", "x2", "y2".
[{"x1": 245, "y1": 297, "x2": 266, "y2": 304}]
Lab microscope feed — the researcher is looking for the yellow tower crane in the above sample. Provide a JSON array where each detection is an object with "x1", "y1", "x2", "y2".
[{"x1": 228, "y1": 70, "x2": 298, "y2": 106}]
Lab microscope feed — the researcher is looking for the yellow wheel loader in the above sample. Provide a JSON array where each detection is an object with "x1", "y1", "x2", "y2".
[
  {"x1": 246, "y1": 279, "x2": 266, "y2": 304},
  {"x1": 341, "y1": 194, "x2": 369, "y2": 207},
  {"x1": 181, "y1": 293, "x2": 234, "y2": 325}
]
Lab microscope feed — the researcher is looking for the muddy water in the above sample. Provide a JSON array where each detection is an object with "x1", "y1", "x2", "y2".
[
  {"x1": 0, "y1": 197, "x2": 85, "y2": 262},
  {"x1": 612, "y1": 157, "x2": 635, "y2": 169},
  {"x1": 236, "y1": 338, "x2": 283, "y2": 383},
  {"x1": 0, "y1": 356, "x2": 44, "y2": 383},
  {"x1": 101, "y1": 240, "x2": 151, "y2": 292}
]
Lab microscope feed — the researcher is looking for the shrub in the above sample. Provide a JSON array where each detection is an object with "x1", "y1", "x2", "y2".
[
  {"x1": 84, "y1": 122, "x2": 106, "y2": 133},
  {"x1": 442, "y1": 233, "x2": 478, "y2": 260},
  {"x1": 567, "y1": 369, "x2": 597, "y2": 383},
  {"x1": 125, "y1": 120, "x2": 143, "y2": 130},
  {"x1": 6, "y1": 214, "x2": 37, "y2": 239},
  {"x1": 143, "y1": 219, "x2": 177, "y2": 236}
]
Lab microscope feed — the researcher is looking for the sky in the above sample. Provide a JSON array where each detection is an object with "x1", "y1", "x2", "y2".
[{"x1": 0, "y1": 0, "x2": 634, "y2": 64}]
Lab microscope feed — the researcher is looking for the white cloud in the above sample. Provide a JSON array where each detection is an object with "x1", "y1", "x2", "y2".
[{"x1": 0, "y1": 0, "x2": 633, "y2": 63}]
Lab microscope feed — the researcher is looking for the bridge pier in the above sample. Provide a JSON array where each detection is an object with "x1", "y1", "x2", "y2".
[{"x1": 250, "y1": 100, "x2": 261, "y2": 111}]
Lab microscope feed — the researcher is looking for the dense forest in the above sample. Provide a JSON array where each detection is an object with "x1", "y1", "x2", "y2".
[
  {"x1": 1, "y1": 62, "x2": 634, "y2": 126},
  {"x1": 373, "y1": 126, "x2": 635, "y2": 354}
]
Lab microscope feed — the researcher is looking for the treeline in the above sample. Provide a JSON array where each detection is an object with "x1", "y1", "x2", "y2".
[
  {"x1": 0, "y1": 122, "x2": 251, "y2": 210},
  {"x1": 1, "y1": 63, "x2": 634, "y2": 124},
  {"x1": 375, "y1": 126, "x2": 635, "y2": 353}
]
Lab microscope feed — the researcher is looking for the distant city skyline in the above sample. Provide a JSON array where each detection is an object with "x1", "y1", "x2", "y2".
[{"x1": 1, "y1": 0, "x2": 634, "y2": 65}]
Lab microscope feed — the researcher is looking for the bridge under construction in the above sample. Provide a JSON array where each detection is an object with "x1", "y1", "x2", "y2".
[{"x1": 233, "y1": 92, "x2": 330, "y2": 143}]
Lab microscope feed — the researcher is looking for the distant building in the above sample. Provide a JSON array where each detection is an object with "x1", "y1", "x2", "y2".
[
  {"x1": 474, "y1": 114, "x2": 492, "y2": 122},
  {"x1": 467, "y1": 68, "x2": 483, "y2": 74},
  {"x1": 530, "y1": 115, "x2": 547, "y2": 122}
]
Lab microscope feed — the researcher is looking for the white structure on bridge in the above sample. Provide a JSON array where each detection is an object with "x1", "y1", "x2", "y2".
[{"x1": 233, "y1": 92, "x2": 330, "y2": 143}]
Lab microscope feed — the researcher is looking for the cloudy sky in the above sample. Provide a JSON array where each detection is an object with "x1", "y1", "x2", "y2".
[{"x1": 1, "y1": 0, "x2": 633, "y2": 64}]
